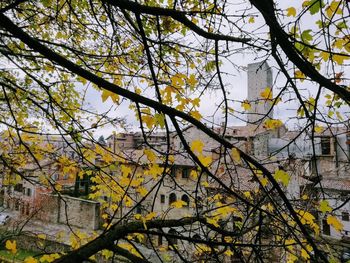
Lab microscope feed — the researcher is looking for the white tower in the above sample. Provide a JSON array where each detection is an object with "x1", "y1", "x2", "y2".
[{"x1": 247, "y1": 61, "x2": 273, "y2": 125}]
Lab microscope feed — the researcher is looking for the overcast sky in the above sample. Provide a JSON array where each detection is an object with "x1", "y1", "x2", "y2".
[{"x1": 83, "y1": 1, "x2": 349, "y2": 138}]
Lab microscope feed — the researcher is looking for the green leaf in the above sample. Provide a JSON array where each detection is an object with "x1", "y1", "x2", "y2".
[
  {"x1": 301, "y1": 30, "x2": 313, "y2": 43},
  {"x1": 308, "y1": 0, "x2": 324, "y2": 15}
]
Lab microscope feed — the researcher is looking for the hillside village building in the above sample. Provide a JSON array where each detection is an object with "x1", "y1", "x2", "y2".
[{"x1": 0, "y1": 62, "x2": 349, "y2": 261}]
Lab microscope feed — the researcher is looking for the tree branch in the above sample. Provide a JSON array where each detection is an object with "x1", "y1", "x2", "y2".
[{"x1": 103, "y1": 0, "x2": 250, "y2": 43}]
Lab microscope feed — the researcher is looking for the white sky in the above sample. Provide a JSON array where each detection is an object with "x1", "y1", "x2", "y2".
[{"x1": 82, "y1": 1, "x2": 349, "y2": 138}]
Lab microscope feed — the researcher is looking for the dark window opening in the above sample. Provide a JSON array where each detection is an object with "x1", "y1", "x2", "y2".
[
  {"x1": 171, "y1": 167, "x2": 176, "y2": 177},
  {"x1": 136, "y1": 205, "x2": 142, "y2": 214},
  {"x1": 181, "y1": 194, "x2": 190, "y2": 207},
  {"x1": 14, "y1": 184, "x2": 23, "y2": 192},
  {"x1": 322, "y1": 219, "x2": 331, "y2": 235},
  {"x1": 182, "y1": 168, "x2": 190, "y2": 179},
  {"x1": 342, "y1": 212, "x2": 349, "y2": 222},
  {"x1": 160, "y1": 194, "x2": 165, "y2": 204},
  {"x1": 26, "y1": 203, "x2": 30, "y2": 215},
  {"x1": 169, "y1": 193, "x2": 177, "y2": 205},
  {"x1": 321, "y1": 137, "x2": 331, "y2": 155},
  {"x1": 158, "y1": 234, "x2": 163, "y2": 246},
  {"x1": 168, "y1": 229, "x2": 178, "y2": 246}
]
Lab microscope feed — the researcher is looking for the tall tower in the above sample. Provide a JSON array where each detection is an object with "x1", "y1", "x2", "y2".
[{"x1": 247, "y1": 61, "x2": 273, "y2": 125}]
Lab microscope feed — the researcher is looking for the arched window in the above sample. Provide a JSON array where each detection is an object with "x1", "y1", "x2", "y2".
[
  {"x1": 181, "y1": 194, "x2": 190, "y2": 207},
  {"x1": 168, "y1": 228, "x2": 178, "y2": 246},
  {"x1": 169, "y1": 193, "x2": 177, "y2": 205}
]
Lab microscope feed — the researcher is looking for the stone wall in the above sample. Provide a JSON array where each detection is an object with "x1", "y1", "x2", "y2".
[{"x1": 37, "y1": 194, "x2": 100, "y2": 230}]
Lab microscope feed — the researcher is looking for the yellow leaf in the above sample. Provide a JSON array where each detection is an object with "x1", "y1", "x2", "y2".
[
  {"x1": 101, "y1": 89, "x2": 119, "y2": 103},
  {"x1": 188, "y1": 74, "x2": 198, "y2": 87},
  {"x1": 286, "y1": 7, "x2": 297, "y2": 17},
  {"x1": 190, "y1": 169, "x2": 198, "y2": 179},
  {"x1": 302, "y1": 194, "x2": 309, "y2": 200},
  {"x1": 320, "y1": 51, "x2": 330, "y2": 61},
  {"x1": 314, "y1": 125, "x2": 324, "y2": 134},
  {"x1": 198, "y1": 154, "x2": 212, "y2": 167},
  {"x1": 260, "y1": 87, "x2": 273, "y2": 100},
  {"x1": 146, "y1": 164, "x2": 163, "y2": 178},
  {"x1": 5, "y1": 240, "x2": 17, "y2": 254},
  {"x1": 24, "y1": 257, "x2": 38, "y2": 263},
  {"x1": 137, "y1": 186, "x2": 148, "y2": 197},
  {"x1": 248, "y1": 16, "x2": 255, "y2": 23},
  {"x1": 326, "y1": 1, "x2": 342, "y2": 18},
  {"x1": 135, "y1": 87, "x2": 142, "y2": 94},
  {"x1": 124, "y1": 196, "x2": 133, "y2": 207},
  {"x1": 101, "y1": 250, "x2": 113, "y2": 259},
  {"x1": 327, "y1": 215, "x2": 343, "y2": 232},
  {"x1": 241, "y1": 100, "x2": 251, "y2": 111},
  {"x1": 319, "y1": 200, "x2": 332, "y2": 213},
  {"x1": 243, "y1": 191, "x2": 251, "y2": 199},
  {"x1": 37, "y1": 234, "x2": 46, "y2": 240},
  {"x1": 333, "y1": 54, "x2": 349, "y2": 65},
  {"x1": 121, "y1": 165, "x2": 132, "y2": 177},
  {"x1": 192, "y1": 97, "x2": 200, "y2": 107},
  {"x1": 144, "y1": 149, "x2": 157, "y2": 162},
  {"x1": 274, "y1": 169, "x2": 290, "y2": 187},
  {"x1": 301, "y1": 248, "x2": 310, "y2": 260},
  {"x1": 190, "y1": 110, "x2": 202, "y2": 120},
  {"x1": 171, "y1": 73, "x2": 186, "y2": 87},
  {"x1": 168, "y1": 155, "x2": 175, "y2": 163},
  {"x1": 206, "y1": 217, "x2": 220, "y2": 227},
  {"x1": 231, "y1": 148, "x2": 241, "y2": 163},
  {"x1": 201, "y1": 181, "x2": 209, "y2": 187},
  {"x1": 190, "y1": 140, "x2": 204, "y2": 154},
  {"x1": 263, "y1": 119, "x2": 283, "y2": 130},
  {"x1": 144, "y1": 212, "x2": 157, "y2": 221},
  {"x1": 295, "y1": 70, "x2": 306, "y2": 81},
  {"x1": 171, "y1": 200, "x2": 187, "y2": 208},
  {"x1": 260, "y1": 177, "x2": 268, "y2": 187}
]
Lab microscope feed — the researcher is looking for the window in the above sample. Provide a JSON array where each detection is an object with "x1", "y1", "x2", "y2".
[
  {"x1": 321, "y1": 137, "x2": 331, "y2": 155},
  {"x1": 182, "y1": 168, "x2": 190, "y2": 179},
  {"x1": 26, "y1": 203, "x2": 30, "y2": 215},
  {"x1": 136, "y1": 205, "x2": 142, "y2": 214},
  {"x1": 158, "y1": 234, "x2": 163, "y2": 246},
  {"x1": 27, "y1": 188, "x2": 32, "y2": 197},
  {"x1": 169, "y1": 193, "x2": 177, "y2": 205},
  {"x1": 342, "y1": 212, "x2": 350, "y2": 221},
  {"x1": 181, "y1": 194, "x2": 190, "y2": 207},
  {"x1": 160, "y1": 194, "x2": 165, "y2": 204},
  {"x1": 322, "y1": 219, "x2": 331, "y2": 235},
  {"x1": 168, "y1": 229, "x2": 178, "y2": 246},
  {"x1": 171, "y1": 167, "x2": 176, "y2": 177},
  {"x1": 14, "y1": 184, "x2": 23, "y2": 192}
]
